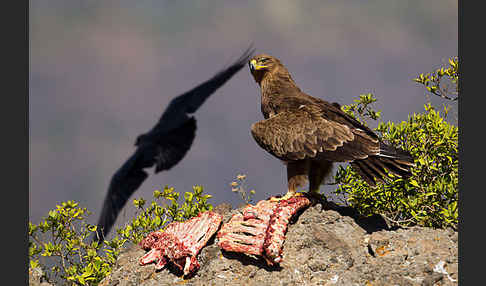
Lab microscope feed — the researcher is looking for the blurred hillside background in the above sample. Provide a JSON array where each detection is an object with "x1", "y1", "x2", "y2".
[{"x1": 29, "y1": 0, "x2": 457, "y2": 235}]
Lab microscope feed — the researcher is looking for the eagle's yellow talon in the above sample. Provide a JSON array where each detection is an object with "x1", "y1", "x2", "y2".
[{"x1": 270, "y1": 192, "x2": 303, "y2": 202}]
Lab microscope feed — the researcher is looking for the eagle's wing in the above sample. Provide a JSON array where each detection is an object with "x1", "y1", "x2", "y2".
[{"x1": 250, "y1": 105, "x2": 379, "y2": 162}]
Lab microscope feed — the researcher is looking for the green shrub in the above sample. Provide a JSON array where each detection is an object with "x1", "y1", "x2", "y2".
[
  {"x1": 29, "y1": 185, "x2": 213, "y2": 285},
  {"x1": 29, "y1": 201, "x2": 123, "y2": 285},
  {"x1": 117, "y1": 185, "x2": 213, "y2": 244},
  {"x1": 332, "y1": 57, "x2": 458, "y2": 229},
  {"x1": 413, "y1": 57, "x2": 458, "y2": 101},
  {"x1": 340, "y1": 92, "x2": 382, "y2": 124}
]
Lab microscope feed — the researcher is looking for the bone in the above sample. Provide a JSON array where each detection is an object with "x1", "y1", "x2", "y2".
[
  {"x1": 263, "y1": 196, "x2": 311, "y2": 265},
  {"x1": 217, "y1": 195, "x2": 310, "y2": 266},
  {"x1": 138, "y1": 211, "x2": 222, "y2": 276}
]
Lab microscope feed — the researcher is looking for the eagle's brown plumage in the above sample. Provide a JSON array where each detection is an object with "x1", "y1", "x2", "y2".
[{"x1": 248, "y1": 54, "x2": 414, "y2": 200}]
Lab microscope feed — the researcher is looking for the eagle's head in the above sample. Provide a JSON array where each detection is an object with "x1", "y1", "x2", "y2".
[{"x1": 249, "y1": 54, "x2": 285, "y2": 85}]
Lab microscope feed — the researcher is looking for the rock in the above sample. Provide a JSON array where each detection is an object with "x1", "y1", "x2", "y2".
[
  {"x1": 29, "y1": 267, "x2": 53, "y2": 286},
  {"x1": 100, "y1": 203, "x2": 458, "y2": 285}
]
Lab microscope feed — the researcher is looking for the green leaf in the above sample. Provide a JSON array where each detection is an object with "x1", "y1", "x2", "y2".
[{"x1": 410, "y1": 180, "x2": 419, "y2": 188}]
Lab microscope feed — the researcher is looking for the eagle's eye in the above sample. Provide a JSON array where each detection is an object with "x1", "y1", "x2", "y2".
[{"x1": 260, "y1": 57, "x2": 269, "y2": 63}]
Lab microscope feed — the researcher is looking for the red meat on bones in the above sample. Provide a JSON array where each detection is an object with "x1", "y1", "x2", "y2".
[
  {"x1": 217, "y1": 195, "x2": 311, "y2": 265},
  {"x1": 139, "y1": 211, "x2": 222, "y2": 276}
]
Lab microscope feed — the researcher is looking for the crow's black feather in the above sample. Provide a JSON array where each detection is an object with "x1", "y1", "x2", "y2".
[{"x1": 94, "y1": 46, "x2": 255, "y2": 240}]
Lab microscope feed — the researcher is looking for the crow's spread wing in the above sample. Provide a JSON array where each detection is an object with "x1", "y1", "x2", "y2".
[
  {"x1": 96, "y1": 148, "x2": 150, "y2": 240},
  {"x1": 96, "y1": 118, "x2": 197, "y2": 239},
  {"x1": 176, "y1": 46, "x2": 256, "y2": 114},
  {"x1": 95, "y1": 47, "x2": 254, "y2": 239},
  {"x1": 144, "y1": 46, "x2": 256, "y2": 137}
]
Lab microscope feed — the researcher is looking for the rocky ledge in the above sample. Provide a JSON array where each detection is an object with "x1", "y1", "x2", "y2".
[{"x1": 96, "y1": 202, "x2": 457, "y2": 286}]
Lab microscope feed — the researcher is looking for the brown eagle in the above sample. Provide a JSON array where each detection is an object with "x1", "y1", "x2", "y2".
[{"x1": 248, "y1": 54, "x2": 414, "y2": 201}]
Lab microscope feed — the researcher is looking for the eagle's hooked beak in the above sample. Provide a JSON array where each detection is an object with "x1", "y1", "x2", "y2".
[
  {"x1": 249, "y1": 59, "x2": 256, "y2": 71},
  {"x1": 249, "y1": 59, "x2": 267, "y2": 71}
]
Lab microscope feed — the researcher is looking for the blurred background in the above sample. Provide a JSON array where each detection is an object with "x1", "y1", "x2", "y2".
[{"x1": 29, "y1": 1, "x2": 457, "y2": 233}]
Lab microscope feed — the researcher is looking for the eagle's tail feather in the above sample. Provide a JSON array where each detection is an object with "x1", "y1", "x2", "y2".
[{"x1": 351, "y1": 143, "x2": 414, "y2": 186}]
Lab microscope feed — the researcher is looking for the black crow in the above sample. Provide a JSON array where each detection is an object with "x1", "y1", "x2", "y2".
[{"x1": 95, "y1": 46, "x2": 255, "y2": 240}]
